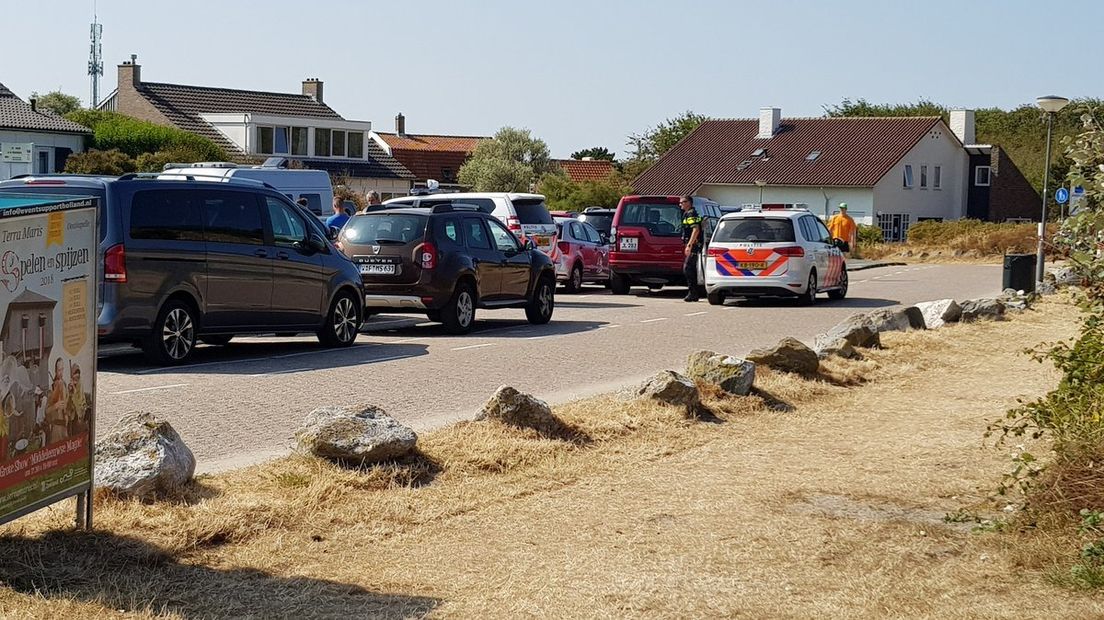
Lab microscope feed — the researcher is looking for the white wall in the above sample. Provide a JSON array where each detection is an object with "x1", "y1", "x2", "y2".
[
  {"x1": 0, "y1": 131, "x2": 86, "y2": 180},
  {"x1": 697, "y1": 184, "x2": 875, "y2": 224},
  {"x1": 344, "y1": 177, "x2": 411, "y2": 198},
  {"x1": 873, "y1": 121, "x2": 969, "y2": 221}
]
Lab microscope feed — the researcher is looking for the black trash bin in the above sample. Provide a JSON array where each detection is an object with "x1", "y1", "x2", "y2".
[{"x1": 1003, "y1": 253, "x2": 1036, "y2": 293}]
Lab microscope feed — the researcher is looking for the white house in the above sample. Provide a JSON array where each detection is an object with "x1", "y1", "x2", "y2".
[{"x1": 0, "y1": 83, "x2": 90, "y2": 181}]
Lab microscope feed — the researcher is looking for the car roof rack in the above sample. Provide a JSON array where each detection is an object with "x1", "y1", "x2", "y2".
[
  {"x1": 115, "y1": 172, "x2": 277, "y2": 191},
  {"x1": 430, "y1": 202, "x2": 483, "y2": 214}
]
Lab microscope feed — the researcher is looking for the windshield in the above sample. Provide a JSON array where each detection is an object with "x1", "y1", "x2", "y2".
[
  {"x1": 713, "y1": 218, "x2": 796, "y2": 243},
  {"x1": 579, "y1": 213, "x2": 613, "y2": 234},
  {"x1": 618, "y1": 203, "x2": 683, "y2": 237},
  {"x1": 512, "y1": 198, "x2": 554, "y2": 225},
  {"x1": 342, "y1": 213, "x2": 427, "y2": 245}
]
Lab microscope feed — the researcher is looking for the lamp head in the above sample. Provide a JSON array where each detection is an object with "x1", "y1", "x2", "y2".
[{"x1": 1036, "y1": 95, "x2": 1070, "y2": 114}]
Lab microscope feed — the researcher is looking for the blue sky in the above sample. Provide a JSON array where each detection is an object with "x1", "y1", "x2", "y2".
[{"x1": 3, "y1": 0, "x2": 1098, "y2": 158}]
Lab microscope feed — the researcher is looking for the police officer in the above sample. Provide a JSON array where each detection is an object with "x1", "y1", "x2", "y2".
[{"x1": 679, "y1": 195, "x2": 703, "y2": 302}]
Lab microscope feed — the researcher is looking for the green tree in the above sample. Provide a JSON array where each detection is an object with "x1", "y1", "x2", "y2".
[
  {"x1": 539, "y1": 170, "x2": 632, "y2": 212},
  {"x1": 135, "y1": 145, "x2": 220, "y2": 172},
  {"x1": 622, "y1": 110, "x2": 708, "y2": 183},
  {"x1": 63, "y1": 149, "x2": 136, "y2": 175},
  {"x1": 458, "y1": 127, "x2": 552, "y2": 192},
  {"x1": 31, "y1": 90, "x2": 82, "y2": 116},
  {"x1": 570, "y1": 146, "x2": 615, "y2": 161}
]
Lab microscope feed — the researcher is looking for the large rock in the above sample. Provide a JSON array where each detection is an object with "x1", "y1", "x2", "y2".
[
  {"x1": 1038, "y1": 280, "x2": 1058, "y2": 296},
  {"x1": 1048, "y1": 265, "x2": 1081, "y2": 287},
  {"x1": 998, "y1": 288, "x2": 1030, "y2": 313},
  {"x1": 815, "y1": 337, "x2": 859, "y2": 360},
  {"x1": 685, "y1": 350, "x2": 756, "y2": 396},
  {"x1": 915, "y1": 299, "x2": 962, "y2": 329},
  {"x1": 636, "y1": 370, "x2": 702, "y2": 415},
  {"x1": 959, "y1": 298, "x2": 1006, "y2": 322},
  {"x1": 864, "y1": 306, "x2": 926, "y2": 333},
  {"x1": 296, "y1": 405, "x2": 417, "y2": 464},
  {"x1": 814, "y1": 314, "x2": 882, "y2": 351},
  {"x1": 95, "y1": 412, "x2": 196, "y2": 500},
  {"x1": 746, "y1": 337, "x2": 820, "y2": 376},
  {"x1": 476, "y1": 386, "x2": 561, "y2": 435}
]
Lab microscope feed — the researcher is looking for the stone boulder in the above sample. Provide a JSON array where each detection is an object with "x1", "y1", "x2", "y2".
[
  {"x1": 296, "y1": 405, "x2": 417, "y2": 464},
  {"x1": 685, "y1": 351, "x2": 756, "y2": 396},
  {"x1": 815, "y1": 338, "x2": 860, "y2": 360},
  {"x1": 959, "y1": 298, "x2": 1006, "y2": 322},
  {"x1": 1048, "y1": 265, "x2": 1081, "y2": 287},
  {"x1": 636, "y1": 371, "x2": 702, "y2": 415},
  {"x1": 476, "y1": 386, "x2": 562, "y2": 435},
  {"x1": 998, "y1": 288, "x2": 1031, "y2": 313},
  {"x1": 1038, "y1": 280, "x2": 1058, "y2": 296},
  {"x1": 864, "y1": 306, "x2": 926, "y2": 333},
  {"x1": 746, "y1": 337, "x2": 820, "y2": 376},
  {"x1": 915, "y1": 299, "x2": 962, "y2": 330},
  {"x1": 95, "y1": 412, "x2": 196, "y2": 500},
  {"x1": 814, "y1": 314, "x2": 882, "y2": 351}
]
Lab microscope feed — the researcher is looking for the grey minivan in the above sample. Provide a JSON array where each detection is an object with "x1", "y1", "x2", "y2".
[{"x1": 0, "y1": 174, "x2": 364, "y2": 364}]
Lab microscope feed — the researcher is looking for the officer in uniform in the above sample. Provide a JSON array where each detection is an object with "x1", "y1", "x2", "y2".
[{"x1": 679, "y1": 195, "x2": 703, "y2": 302}]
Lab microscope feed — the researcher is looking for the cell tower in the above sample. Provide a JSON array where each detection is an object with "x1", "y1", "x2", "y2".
[{"x1": 88, "y1": 7, "x2": 103, "y2": 108}]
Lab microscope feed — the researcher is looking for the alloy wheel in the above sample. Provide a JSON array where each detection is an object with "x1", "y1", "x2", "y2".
[
  {"x1": 538, "y1": 282, "x2": 553, "y2": 317},
  {"x1": 457, "y1": 291, "x2": 474, "y2": 327},
  {"x1": 333, "y1": 296, "x2": 358, "y2": 344},
  {"x1": 162, "y1": 308, "x2": 194, "y2": 361}
]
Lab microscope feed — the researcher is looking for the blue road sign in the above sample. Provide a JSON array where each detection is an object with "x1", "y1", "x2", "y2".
[{"x1": 1056, "y1": 187, "x2": 1069, "y2": 204}]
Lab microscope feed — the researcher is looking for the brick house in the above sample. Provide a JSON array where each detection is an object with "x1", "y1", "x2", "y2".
[
  {"x1": 0, "y1": 83, "x2": 90, "y2": 181},
  {"x1": 97, "y1": 57, "x2": 414, "y2": 197},
  {"x1": 370, "y1": 113, "x2": 486, "y2": 195}
]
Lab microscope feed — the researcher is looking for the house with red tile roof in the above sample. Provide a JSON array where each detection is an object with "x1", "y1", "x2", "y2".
[
  {"x1": 633, "y1": 108, "x2": 1039, "y2": 240},
  {"x1": 552, "y1": 158, "x2": 617, "y2": 183},
  {"x1": 97, "y1": 57, "x2": 414, "y2": 198},
  {"x1": 370, "y1": 114, "x2": 486, "y2": 195}
]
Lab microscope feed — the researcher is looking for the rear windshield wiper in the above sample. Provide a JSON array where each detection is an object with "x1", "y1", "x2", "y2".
[{"x1": 371, "y1": 239, "x2": 407, "y2": 245}]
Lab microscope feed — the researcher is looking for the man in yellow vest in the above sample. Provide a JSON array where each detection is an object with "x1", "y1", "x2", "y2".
[{"x1": 827, "y1": 203, "x2": 858, "y2": 254}]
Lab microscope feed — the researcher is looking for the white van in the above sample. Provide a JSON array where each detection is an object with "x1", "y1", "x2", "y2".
[{"x1": 161, "y1": 161, "x2": 334, "y2": 218}]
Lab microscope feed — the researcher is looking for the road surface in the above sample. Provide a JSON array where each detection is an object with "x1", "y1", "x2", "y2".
[{"x1": 95, "y1": 263, "x2": 1002, "y2": 472}]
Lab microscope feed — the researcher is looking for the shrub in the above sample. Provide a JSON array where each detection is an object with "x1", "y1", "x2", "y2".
[
  {"x1": 63, "y1": 149, "x2": 136, "y2": 175},
  {"x1": 135, "y1": 146, "x2": 220, "y2": 172},
  {"x1": 65, "y1": 110, "x2": 226, "y2": 161}
]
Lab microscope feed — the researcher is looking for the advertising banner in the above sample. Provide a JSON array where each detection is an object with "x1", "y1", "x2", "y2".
[{"x1": 0, "y1": 194, "x2": 98, "y2": 526}]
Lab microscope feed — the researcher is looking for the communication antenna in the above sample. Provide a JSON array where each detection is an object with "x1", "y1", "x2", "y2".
[{"x1": 88, "y1": 2, "x2": 103, "y2": 108}]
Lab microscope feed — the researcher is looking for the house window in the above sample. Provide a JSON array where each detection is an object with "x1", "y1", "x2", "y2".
[
  {"x1": 291, "y1": 127, "x2": 308, "y2": 156},
  {"x1": 274, "y1": 127, "x2": 289, "y2": 154},
  {"x1": 332, "y1": 130, "x2": 346, "y2": 157},
  {"x1": 877, "y1": 213, "x2": 912, "y2": 242},
  {"x1": 920, "y1": 165, "x2": 928, "y2": 188},
  {"x1": 257, "y1": 126, "x2": 274, "y2": 154},
  {"x1": 933, "y1": 166, "x2": 942, "y2": 189},
  {"x1": 903, "y1": 164, "x2": 914, "y2": 188},
  {"x1": 975, "y1": 166, "x2": 991, "y2": 186},
  {"x1": 347, "y1": 132, "x2": 363, "y2": 158},
  {"x1": 315, "y1": 129, "x2": 331, "y2": 157}
]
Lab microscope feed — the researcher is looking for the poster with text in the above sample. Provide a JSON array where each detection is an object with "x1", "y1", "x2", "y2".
[{"x1": 0, "y1": 196, "x2": 97, "y2": 524}]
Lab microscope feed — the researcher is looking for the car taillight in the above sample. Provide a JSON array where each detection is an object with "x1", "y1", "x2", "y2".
[
  {"x1": 707, "y1": 246, "x2": 726, "y2": 257},
  {"x1": 773, "y1": 246, "x2": 805, "y2": 257},
  {"x1": 506, "y1": 216, "x2": 522, "y2": 233},
  {"x1": 418, "y1": 241, "x2": 437, "y2": 269},
  {"x1": 558, "y1": 241, "x2": 572, "y2": 254},
  {"x1": 25, "y1": 179, "x2": 66, "y2": 185},
  {"x1": 104, "y1": 243, "x2": 127, "y2": 283}
]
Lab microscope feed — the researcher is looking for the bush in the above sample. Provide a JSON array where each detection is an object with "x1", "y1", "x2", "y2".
[
  {"x1": 135, "y1": 146, "x2": 220, "y2": 173},
  {"x1": 65, "y1": 110, "x2": 226, "y2": 161},
  {"x1": 857, "y1": 224, "x2": 883, "y2": 244},
  {"x1": 538, "y1": 171, "x2": 632, "y2": 212},
  {"x1": 63, "y1": 149, "x2": 136, "y2": 175}
]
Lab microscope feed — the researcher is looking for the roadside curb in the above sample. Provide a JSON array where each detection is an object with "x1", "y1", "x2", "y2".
[{"x1": 848, "y1": 261, "x2": 908, "y2": 271}]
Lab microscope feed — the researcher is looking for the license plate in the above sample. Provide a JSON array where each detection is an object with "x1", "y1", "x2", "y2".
[
  {"x1": 620, "y1": 237, "x2": 638, "y2": 251},
  {"x1": 359, "y1": 264, "x2": 396, "y2": 275},
  {"x1": 739, "y1": 261, "x2": 768, "y2": 270},
  {"x1": 533, "y1": 235, "x2": 550, "y2": 247}
]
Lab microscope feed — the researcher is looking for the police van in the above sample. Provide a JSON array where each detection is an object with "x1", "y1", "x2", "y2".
[
  {"x1": 704, "y1": 206, "x2": 848, "y2": 305},
  {"x1": 161, "y1": 158, "x2": 334, "y2": 218}
]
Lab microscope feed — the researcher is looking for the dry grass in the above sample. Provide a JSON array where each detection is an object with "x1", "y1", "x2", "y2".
[
  {"x1": 0, "y1": 298, "x2": 1096, "y2": 618},
  {"x1": 856, "y1": 220, "x2": 1060, "y2": 264}
]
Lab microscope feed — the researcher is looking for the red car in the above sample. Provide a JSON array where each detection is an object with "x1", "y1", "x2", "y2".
[
  {"x1": 608, "y1": 195, "x2": 721, "y2": 295},
  {"x1": 553, "y1": 217, "x2": 610, "y2": 292}
]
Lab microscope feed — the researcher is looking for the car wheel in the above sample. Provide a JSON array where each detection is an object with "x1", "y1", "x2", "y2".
[
  {"x1": 426, "y1": 310, "x2": 443, "y2": 323},
  {"x1": 610, "y1": 272, "x2": 630, "y2": 295},
  {"x1": 318, "y1": 291, "x2": 360, "y2": 347},
  {"x1": 828, "y1": 269, "x2": 848, "y2": 300},
  {"x1": 442, "y1": 282, "x2": 476, "y2": 335},
  {"x1": 564, "y1": 263, "x2": 584, "y2": 294},
  {"x1": 200, "y1": 335, "x2": 232, "y2": 346},
  {"x1": 142, "y1": 300, "x2": 198, "y2": 365},
  {"x1": 526, "y1": 276, "x2": 555, "y2": 325},
  {"x1": 800, "y1": 270, "x2": 818, "y2": 306},
  {"x1": 707, "y1": 291, "x2": 725, "y2": 306}
]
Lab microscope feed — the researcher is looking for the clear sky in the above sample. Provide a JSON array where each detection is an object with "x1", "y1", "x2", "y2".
[{"x1": 2, "y1": 0, "x2": 1098, "y2": 158}]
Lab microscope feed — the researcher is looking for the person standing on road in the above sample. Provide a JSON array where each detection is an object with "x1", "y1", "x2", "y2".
[
  {"x1": 325, "y1": 196, "x2": 350, "y2": 231},
  {"x1": 680, "y1": 195, "x2": 703, "y2": 302},
  {"x1": 827, "y1": 202, "x2": 857, "y2": 253}
]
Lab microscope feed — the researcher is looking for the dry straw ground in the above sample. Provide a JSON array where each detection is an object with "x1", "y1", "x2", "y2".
[{"x1": 0, "y1": 298, "x2": 1095, "y2": 619}]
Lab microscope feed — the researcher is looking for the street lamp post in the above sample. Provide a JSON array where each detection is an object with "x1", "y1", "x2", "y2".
[
  {"x1": 1035, "y1": 95, "x2": 1069, "y2": 284},
  {"x1": 755, "y1": 179, "x2": 767, "y2": 205}
]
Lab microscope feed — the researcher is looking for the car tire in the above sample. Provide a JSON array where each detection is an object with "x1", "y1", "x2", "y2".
[
  {"x1": 610, "y1": 272, "x2": 630, "y2": 295},
  {"x1": 200, "y1": 335, "x2": 232, "y2": 346},
  {"x1": 318, "y1": 291, "x2": 360, "y2": 347},
  {"x1": 142, "y1": 299, "x2": 198, "y2": 365},
  {"x1": 707, "y1": 291, "x2": 725, "y2": 306},
  {"x1": 442, "y1": 282, "x2": 477, "y2": 335},
  {"x1": 526, "y1": 276, "x2": 555, "y2": 325},
  {"x1": 426, "y1": 309, "x2": 443, "y2": 323},
  {"x1": 828, "y1": 269, "x2": 848, "y2": 300},
  {"x1": 800, "y1": 270, "x2": 818, "y2": 306},
  {"x1": 564, "y1": 263, "x2": 584, "y2": 294}
]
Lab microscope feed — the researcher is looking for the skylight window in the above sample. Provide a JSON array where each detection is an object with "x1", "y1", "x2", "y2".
[
  {"x1": 751, "y1": 148, "x2": 765, "y2": 157},
  {"x1": 806, "y1": 150, "x2": 821, "y2": 161},
  {"x1": 736, "y1": 160, "x2": 752, "y2": 171}
]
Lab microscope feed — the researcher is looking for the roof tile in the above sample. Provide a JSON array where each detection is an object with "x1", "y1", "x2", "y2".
[
  {"x1": 553, "y1": 158, "x2": 616, "y2": 183},
  {"x1": 0, "y1": 91, "x2": 91, "y2": 134}
]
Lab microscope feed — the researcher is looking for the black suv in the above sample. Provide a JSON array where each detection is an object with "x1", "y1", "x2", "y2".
[
  {"x1": 337, "y1": 204, "x2": 556, "y2": 334},
  {"x1": 0, "y1": 174, "x2": 364, "y2": 364},
  {"x1": 578, "y1": 207, "x2": 615, "y2": 244}
]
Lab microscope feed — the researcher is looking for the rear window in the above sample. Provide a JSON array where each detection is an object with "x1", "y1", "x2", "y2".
[
  {"x1": 343, "y1": 213, "x2": 427, "y2": 245},
  {"x1": 579, "y1": 213, "x2": 613, "y2": 233},
  {"x1": 713, "y1": 218, "x2": 796, "y2": 243},
  {"x1": 512, "y1": 198, "x2": 554, "y2": 225},
  {"x1": 618, "y1": 203, "x2": 683, "y2": 237}
]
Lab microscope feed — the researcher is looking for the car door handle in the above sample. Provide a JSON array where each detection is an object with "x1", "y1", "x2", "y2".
[
  {"x1": 254, "y1": 249, "x2": 269, "y2": 258},
  {"x1": 277, "y1": 251, "x2": 290, "y2": 260}
]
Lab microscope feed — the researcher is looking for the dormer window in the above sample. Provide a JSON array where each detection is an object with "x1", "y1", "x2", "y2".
[{"x1": 806, "y1": 150, "x2": 821, "y2": 161}]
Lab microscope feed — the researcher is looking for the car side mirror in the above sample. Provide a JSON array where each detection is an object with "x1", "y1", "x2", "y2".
[
  {"x1": 523, "y1": 238, "x2": 536, "y2": 251},
  {"x1": 308, "y1": 233, "x2": 328, "y2": 253},
  {"x1": 326, "y1": 226, "x2": 339, "y2": 241},
  {"x1": 833, "y1": 238, "x2": 850, "y2": 252}
]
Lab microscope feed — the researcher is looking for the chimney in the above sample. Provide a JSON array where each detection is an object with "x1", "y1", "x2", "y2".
[
  {"x1": 395, "y1": 113, "x2": 406, "y2": 136},
  {"x1": 758, "y1": 107, "x2": 781, "y2": 139},
  {"x1": 302, "y1": 78, "x2": 323, "y2": 103},
  {"x1": 949, "y1": 109, "x2": 975, "y2": 144},
  {"x1": 29, "y1": 98, "x2": 37, "y2": 113},
  {"x1": 117, "y1": 54, "x2": 142, "y2": 93}
]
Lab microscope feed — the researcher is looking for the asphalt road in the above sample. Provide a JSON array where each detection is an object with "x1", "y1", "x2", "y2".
[{"x1": 95, "y1": 263, "x2": 1003, "y2": 472}]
